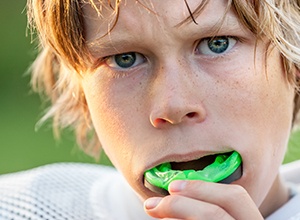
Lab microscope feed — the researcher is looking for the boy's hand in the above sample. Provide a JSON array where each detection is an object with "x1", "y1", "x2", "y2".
[{"x1": 144, "y1": 180, "x2": 264, "y2": 220}]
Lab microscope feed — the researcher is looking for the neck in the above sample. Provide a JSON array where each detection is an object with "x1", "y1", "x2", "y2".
[{"x1": 259, "y1": 174, "x2": 290, "y2": 218}]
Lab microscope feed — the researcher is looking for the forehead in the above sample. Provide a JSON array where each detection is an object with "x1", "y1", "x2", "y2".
[{"x1": 82, "y1": 0, "x2": 235, "y2": 39}]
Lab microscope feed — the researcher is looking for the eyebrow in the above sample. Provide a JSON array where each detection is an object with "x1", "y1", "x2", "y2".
[{"x1": 87, "y1": 37, "x2": 134, "y2": 57}]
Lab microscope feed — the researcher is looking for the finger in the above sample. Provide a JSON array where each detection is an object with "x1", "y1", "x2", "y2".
[
  {"x1": 168, "y1": 180, "x2": 263, "y2": 220},
  {"x1": 144, "y1": 195, "x2": 234, "y2": 220}
]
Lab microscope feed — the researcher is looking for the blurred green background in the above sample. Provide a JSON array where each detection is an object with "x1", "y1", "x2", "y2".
[
  {"x1": 0, "y1": 0, "x2": 109, "y2": 175},
  {"x1": 0, "y1": 1, "x2": 300, "y2": 175}
]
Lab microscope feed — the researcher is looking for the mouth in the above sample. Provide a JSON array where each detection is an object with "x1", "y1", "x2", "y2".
[{"x1": 144, "y1": 151, "x2": 243, "y2": 196}]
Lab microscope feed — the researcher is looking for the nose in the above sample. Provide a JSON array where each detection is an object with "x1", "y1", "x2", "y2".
[{"x1": 149, "y1": 64, "x2": 207, "y2": 128}]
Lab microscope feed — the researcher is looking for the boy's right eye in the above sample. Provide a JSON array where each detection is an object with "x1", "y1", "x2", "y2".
[{"x1": 105, "y1": 52, "x2": 146, "y2": 69}]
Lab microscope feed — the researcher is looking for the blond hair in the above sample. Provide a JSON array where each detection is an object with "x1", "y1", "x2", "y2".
[{"x1": 27, "y1": 0, "x2": 300, "y2": 157}]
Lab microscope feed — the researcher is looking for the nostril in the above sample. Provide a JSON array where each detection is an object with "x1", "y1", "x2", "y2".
[
  {"x1": 186, "y1": 112, "x2": 196, "y2": 118},
  {"x1": 155, "y1": 118, "x2": 167, "y2": 124}
]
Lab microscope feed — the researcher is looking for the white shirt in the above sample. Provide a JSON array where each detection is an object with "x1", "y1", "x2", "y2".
[{"x1": 266, "y1": 160, "x2": 300, "y2": 220}]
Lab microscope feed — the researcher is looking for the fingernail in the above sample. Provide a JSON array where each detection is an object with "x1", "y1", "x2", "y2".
[
  {"x1": 169, "y1": 180, "x2": 187, "y2": 192},
  {"x1": 144, "y1": 197, "x2": 162, "y2": 210}
]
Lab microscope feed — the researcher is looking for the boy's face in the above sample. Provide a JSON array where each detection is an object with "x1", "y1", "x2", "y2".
[{"x1": 81, "y1": 0, "x2": 295, "y2": 206}]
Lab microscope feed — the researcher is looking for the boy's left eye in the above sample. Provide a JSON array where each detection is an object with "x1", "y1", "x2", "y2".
[
  {"x1": 105, "y1": 52, "x2": 146, "y2": 69},
  {"x1": 196, "y1": 36, "x2": 237, "y2": 56}
]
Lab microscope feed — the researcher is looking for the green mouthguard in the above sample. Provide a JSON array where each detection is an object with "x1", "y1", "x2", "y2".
[{"x1": 144, "y1": 151, "x2": 242, "y2": 193}]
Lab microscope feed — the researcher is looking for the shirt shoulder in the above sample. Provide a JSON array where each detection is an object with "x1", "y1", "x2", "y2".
[
  {"x1": 266, "y1": 160, "x2": 300, "y2": 220},
  {"x1": 0, "y1": 163, "x2": 117, "y2": 220},
  {"x1": 280, "y1": 160, "x2": 300, "y2": 187},
  {"x1": 266, "y1": 194, "x2": 300, "y2": 220}
]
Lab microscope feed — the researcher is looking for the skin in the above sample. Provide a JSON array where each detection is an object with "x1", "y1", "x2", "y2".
[{"x1": 81, "y1": 0, "x2": 295, "y2": 218}]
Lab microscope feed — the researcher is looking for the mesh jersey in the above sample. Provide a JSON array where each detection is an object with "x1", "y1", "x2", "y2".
[
  {"x1": 0, "y1": 163, "x2": 154, "y2": 220},
  {"x1": 0, "y1": 161, "x2": 299, "y2": 220}
]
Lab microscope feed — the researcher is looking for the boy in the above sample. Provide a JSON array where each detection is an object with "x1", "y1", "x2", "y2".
[{"x1": 1, "y1": 0, "x2": 300, "y2": 219}]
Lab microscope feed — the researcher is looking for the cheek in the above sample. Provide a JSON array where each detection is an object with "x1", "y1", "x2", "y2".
[
  {"x1": 226, "y1": 55, "x2": 294, "y2": 205},
  {"x1": 81, "y1": 75, "x2": 146, "y2": 171},
  {"x1": 217, "y1": 48, "x2": 293, "y2": 137},
  {"x1": 199, "y1": 48, "x2": 294, "y2": 204}
]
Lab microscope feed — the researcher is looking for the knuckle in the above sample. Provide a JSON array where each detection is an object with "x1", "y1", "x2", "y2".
[
  {"x1": 229, "y1": 184, "x2": 248, "y2": 199},
  {"x1": 211, "y1": 185, "x2": 249, "y2": 212}
]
